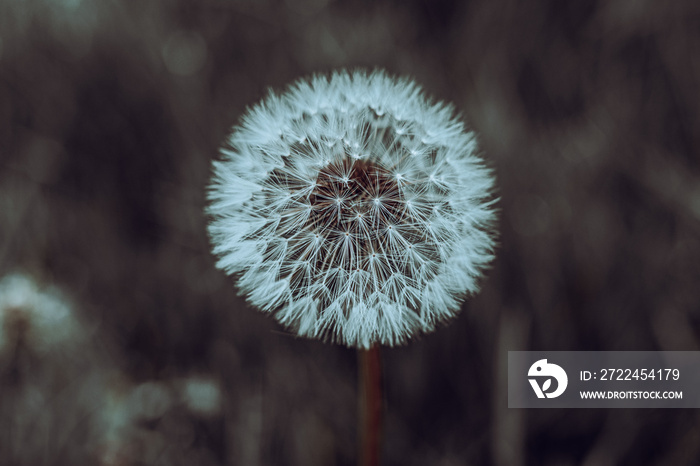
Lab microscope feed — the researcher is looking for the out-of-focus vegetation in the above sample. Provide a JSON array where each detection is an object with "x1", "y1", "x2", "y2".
[{"x1": 2, "y1": 0, "x2": 700, "y2": 464}]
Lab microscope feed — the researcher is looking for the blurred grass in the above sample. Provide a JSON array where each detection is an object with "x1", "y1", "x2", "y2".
[{"x1": 1, "y1": 0, "x2": 700, "y2": 464}]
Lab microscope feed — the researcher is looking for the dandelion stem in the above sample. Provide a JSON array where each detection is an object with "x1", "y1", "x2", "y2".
[{"x1": 359, "y1": 345, "x2": 382, "y2": 466}]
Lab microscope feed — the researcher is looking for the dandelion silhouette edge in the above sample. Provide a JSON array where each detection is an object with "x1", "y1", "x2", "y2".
[{"x1": 207, "y1": 69, "x2": 498, "y2": 348}]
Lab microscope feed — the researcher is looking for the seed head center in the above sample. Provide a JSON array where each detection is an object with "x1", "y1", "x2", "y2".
[{"x1": 308, "y1": 158, "x2": 401, "y2": 232}]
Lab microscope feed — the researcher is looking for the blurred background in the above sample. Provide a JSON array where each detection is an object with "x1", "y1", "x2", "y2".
[{"x1": 2, "y1": 0, "x2": 700, "y2": 464}]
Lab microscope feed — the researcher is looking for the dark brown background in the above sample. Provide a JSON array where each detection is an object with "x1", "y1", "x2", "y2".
[{"x1": 2, "y1": 0, "x2": 700, "y2": 464}]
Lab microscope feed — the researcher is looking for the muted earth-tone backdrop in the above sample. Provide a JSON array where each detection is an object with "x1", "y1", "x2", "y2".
[{"x1": 2, "y1": 0, "x2": 700, "y2": 464}]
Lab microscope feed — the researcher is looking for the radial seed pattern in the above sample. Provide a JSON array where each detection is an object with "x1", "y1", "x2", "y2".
[{"x1": 208, "y1": 70, "x2": 497, "y2": 348}]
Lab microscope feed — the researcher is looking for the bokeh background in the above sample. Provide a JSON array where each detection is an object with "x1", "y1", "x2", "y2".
[{"x1": 2, "y1": 0, "x2": 700, "y2": 464}]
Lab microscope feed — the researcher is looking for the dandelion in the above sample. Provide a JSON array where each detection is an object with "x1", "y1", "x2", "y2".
[
  {"x1": 207, "y1": 69, "x2": 497, "y2": 349},
  {"x1": 0, "y1": 273, "x2": 110, "y2": 465},
  {"x1": 180, "y1": 376, "x2": 222, "y2": 417},
  {"x1": 0, "y1": 272, "x2": 82, "y2": 355}
]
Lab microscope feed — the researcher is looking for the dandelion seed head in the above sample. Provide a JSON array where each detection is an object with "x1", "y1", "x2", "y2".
[
  {"x1": 207, "y1": 69, "x2": 497, "y2": 348},
  {"x1": 0, "y1": 273, "x2": 81, "y2": 355},
  {"x1": 181, "y1": 376, "x2": 222, "y2": 416}
]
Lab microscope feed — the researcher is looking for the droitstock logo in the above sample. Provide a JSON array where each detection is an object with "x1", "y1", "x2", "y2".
[{"x1": 528, "y1": 359, "x2": 568, "y2": 399}]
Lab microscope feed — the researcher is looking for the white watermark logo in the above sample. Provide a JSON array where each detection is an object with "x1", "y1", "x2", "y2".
[{"x1": 528, "y1": 359, "x2": 568, "y2": 398}]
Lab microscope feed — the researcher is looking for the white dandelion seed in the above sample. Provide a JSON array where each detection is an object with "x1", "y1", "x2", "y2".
[{"x1": 207, "y1": 69, "x2": 497, "y2": 348}]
